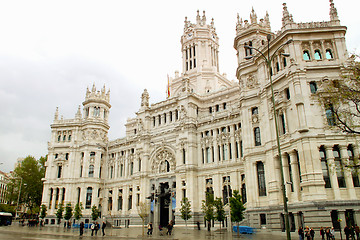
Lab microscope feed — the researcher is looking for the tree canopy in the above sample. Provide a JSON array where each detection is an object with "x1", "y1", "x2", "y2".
[
  {"x1": 214, "y1": 197, "x2": 226, "y2": 229},
  {"x1": 64, "y1": 203, "x2": 73, "y2": 220},
  {"x1": 180, "y1": 197, "x2": 192, "y2": 227},
  {"x1": 73, "y1": 202, "x2": 83, "y2": 221},
  {"x1": 6, "y1": 155, "x2": 46, "y2": 211},
  {"x1": 229, "y1": 190, "x2": 246, "y2": 223},
  {"x1": 318, "y1": 54, "x2": 360, "y2": 134},
  {"x1": 91, "y1": 205, "x2": 99, "y2": 221}
]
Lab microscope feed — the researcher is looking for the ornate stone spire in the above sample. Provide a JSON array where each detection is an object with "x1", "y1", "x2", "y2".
[
  {"x1": 196, "y1": 10, "x2": 201, "y2": 25},
  {"x1": 329, "y1": 0, "x2": 339, "y2": 21},
  {"x1": 264, "y1": 11, "x2": 271, "y2": 30},
  {"x1": 75, "y1": 105, "x2": 82, "y2": 119},
  {"x1": 236, "y1": 13, "x2": 243, "y2": 33},
  {"x1": 54, "y1": 107, "x2": 59, "y2": 121},
  {"x1": 250, "y1": 7, "x2": 257, "y2": 24},
  {"x1": 201, "y1": 10, "x2": 206, "y2": 25},
  {"x1": 141, "y1": 89, "x2": 149, "y2": 108},
  {"x1": 282, "y1": 3, "x2": 294, "y2": 27}
]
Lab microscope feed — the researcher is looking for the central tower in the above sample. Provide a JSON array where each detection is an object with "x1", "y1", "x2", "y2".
[
  {"x1": 181, "y1": 10, "x2": 219, "y2": 74},
  {"x1": 169, "y1": 10, "x2": 233, "y2": 97}
]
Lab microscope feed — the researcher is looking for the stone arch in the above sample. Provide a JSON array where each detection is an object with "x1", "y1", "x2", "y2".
[{"x1": 150, "y1": 146, "x2": 176, "y2": 173}]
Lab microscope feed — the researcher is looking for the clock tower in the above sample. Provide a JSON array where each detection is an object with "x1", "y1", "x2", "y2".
[{"x1": 169, "y1": 10, "x2": 233, "y2": 97}]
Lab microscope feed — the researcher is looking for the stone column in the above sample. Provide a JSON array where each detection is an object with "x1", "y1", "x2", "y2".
[
  {"x1": 282, "y1": 153, "x2": 291, "y2": 197},
  {"x1": 339, "y1": 145, "x2": 357, "y2": 199},
  {"x1": 325, "y1": 146, "x2": 341, "y2": 199},
  {"x1": 289, "y1": 151, "x2": 300, "y2": 202}
]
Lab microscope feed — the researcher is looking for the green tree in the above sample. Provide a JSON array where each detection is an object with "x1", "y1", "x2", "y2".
[
  {"x1": 91, "y1": 205, "x2": 99, "y2": 221},
  {"x1": 0, "y1": 204, "x2": 15, "y2": 214},
  {"x1": 6, "y1": 155, "x2": 46, "y2": 212},
  {"x1": 214, "y1": 197, "x2": 226, "y2": 230},
  {"x1": 318, "y1": 54, "x2": 360, "y2": 134},
  {"x1": 55, "y1": 203, "x2": 64, "y2": 224},
  {"x1": 201, "y1": 192, "x2": 215, "y2": 231},
  {"x1": 64, "y1": 203, "x2": 73, "y2": 221},
  {"x1": 73, "y1": 202, "x2": 83, "y2": 222},
  {"x1": 39, "y1": 204, "x2": 47, "y2": 219},
  {"x1": 229, "y1": 190, "x2": 246, "y2": 234},
  {"x1": 180, "y1": 197, "x2": 192, "y2": 228}
]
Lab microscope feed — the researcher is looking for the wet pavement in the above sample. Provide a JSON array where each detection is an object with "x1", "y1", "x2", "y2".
[{"x1": 0, "y1": 223, "x2": 301, "y2": 240}]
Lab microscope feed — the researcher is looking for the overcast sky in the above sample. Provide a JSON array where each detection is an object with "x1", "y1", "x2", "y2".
[{"x1": 0, "y1": 0, "x2": 359, "y2": 172}]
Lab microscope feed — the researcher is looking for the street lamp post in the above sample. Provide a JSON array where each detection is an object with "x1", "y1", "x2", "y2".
[
  {"x1": 15, "y1": 177, "x2": 23, "y2": 220},
  {"x1": 224, "y1": 179, "x2": 232, "y2": 233},
  {"x1": 245, "y1": 34, "x2": 293, "y2": 240}
]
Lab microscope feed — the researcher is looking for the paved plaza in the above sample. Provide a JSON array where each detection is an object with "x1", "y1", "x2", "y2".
[{"x1": 0, "y1": 224, "x2": 303, "y2": 240}]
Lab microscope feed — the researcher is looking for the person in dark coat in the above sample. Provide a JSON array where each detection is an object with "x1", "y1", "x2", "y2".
[
  {"x1": 344, "y1": 225, "x2": 350, "y2": 240},
  {"x1": 102, "y1": 221, "x2": 106, "y2": 236},
  {"x1": 298, "y1": 227, "x2": 304, "y2": 240},
  {"x1": 79, "y1": 221, "x2": 84, "y2": 236}
]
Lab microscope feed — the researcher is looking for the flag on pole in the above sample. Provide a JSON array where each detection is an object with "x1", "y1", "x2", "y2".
[{"x1": 167, "y1": 74, "x2": 170, "y2": 98}]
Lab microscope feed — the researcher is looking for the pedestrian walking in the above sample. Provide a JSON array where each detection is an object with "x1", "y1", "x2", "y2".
[
  {"x1": 95, "y1": 222, "x2": 100, "y2": 236},
  {"x1": 320, "y1": 227, "x2": 325, "y2": 240},
  {"x1": 79, "y1": 221, "x2": 84, "y2": 236},
  {"x1": 147, "y1": 222, "x2": 153, "y2": 235},
  {"x1": 305, "y1": 226, "x2": 311, "y2": 240},
  {"x1": 344, "y1": 225, "x2": 350, "y2": 240},
  {"x1": 167, "y1": 221, "x2": 173, "y2": 235},
  {"x1": 299, "y1": 227, "x2": 304, "y2": 240},
  {"x1": 102, "y1": 221, "x2": 106, "y2": 236},
  {"x1": 355, "y1": 224, "x2": 360, "y2": 240},
  {"x1": 197, "y1": 221, "x2": 200, "y2": 230},
  {"x1": 91, "y1": 222, "x2": 95, "y2": 236},
  {"x1": 310, "y1": 228, "x2": 315, "y2": 240},
  {"x1": 330, "y1": 227, "x2": 335, "y2": 240}
]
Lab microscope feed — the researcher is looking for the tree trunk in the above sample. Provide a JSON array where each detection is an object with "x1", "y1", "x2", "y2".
[{"x1": 185, "y1": 219, "x2": 187, "y2": 229}]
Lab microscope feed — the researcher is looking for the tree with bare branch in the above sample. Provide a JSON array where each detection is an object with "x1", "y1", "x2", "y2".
[
  {"x1": 318, "y1": 54, "x2": 360, "y2": 134},
  {"x1": 137, "y1": 201, "x2": 150, "y2": 237}
]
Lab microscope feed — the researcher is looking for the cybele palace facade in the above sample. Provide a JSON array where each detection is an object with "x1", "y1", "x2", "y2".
[{"x1": 42, "y1": 1, "x2": 360, "y2": 231}]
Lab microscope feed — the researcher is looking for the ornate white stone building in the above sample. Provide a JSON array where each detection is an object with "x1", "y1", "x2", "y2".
[{"x1": 42, "y1": 1, "x2": 360, "y2": 231}]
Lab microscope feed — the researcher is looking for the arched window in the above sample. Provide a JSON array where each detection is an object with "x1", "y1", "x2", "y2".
[
  {"x1": 314, "y1": 50, "x2": 322, "y2": 60},
  {"x1": 130, "y1": 162, "x2": 133, "y2": 175},
  {"x1": 276, "y1": 62, "x2": 280, "y2": 72},
  {"x1": 303, "y1": 50, "x2": 310, "y2": 61},
  {"x1": 254, "y1": 127, "x2": 261, "y2": 146},
  {"x1": 68, "y1": 135, "x2": 71, "y2": 141},
  {"x1": 319, "y1": 146, "x2": 331, "y2": 188},
  {"x1": 88, "y1": 165, "x2": 94, "y2": 177},
  {"x1": 283, "y1": 57, "x2": 287, "y2": 67},
  {"x1": 326, "y1": 49, "x2": 333, "y2": 59},
  {"x1": 257, "y1": 161, "x2": 267, "y2": 196},
  {"x1": 310, "y1": 81, "x2": 317, "y2": 94},
  {"x1": 85, "y1": 187, "x2": 92, "y2": 209},
  {"x1": 110, "y1": 166, "x2": 114, "y2": 178}
]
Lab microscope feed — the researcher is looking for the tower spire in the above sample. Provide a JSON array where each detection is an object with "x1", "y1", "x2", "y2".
[
  {"x1": 281, "y1": 3, "x2": 294, "y2": 27},
  {"x1": 250, "y1": 7, "x2": 257, "y2": 24},
  {"x1": 54, "y1": 107, "x2": 59, "y2": 121},
  {"x1": 329, "y1": 0, "x2": 339, "y2": 22}
]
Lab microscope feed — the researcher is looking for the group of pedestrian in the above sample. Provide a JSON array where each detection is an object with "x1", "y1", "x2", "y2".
[
  {"x1": 298, "y1": 226, "x2": 315, "y2": 240},
  {"x1": 63, "y1": 220, "x2": 72, "y2": 229},
  {"x1": 157, "y1": 220, "x2": 174, "y2": 236},
  {"x1": 344, "y1": 224, "x2": 360, "y2": 240},
  {"x1": 90, "y1": 221, "x2": 106, "y2": 236},
  {"x1": 299, "y1": 225, "x2": 360, "y2": 240},
  {"x1": 78, "y1": 221, "x2": 106, "y2": 236}
]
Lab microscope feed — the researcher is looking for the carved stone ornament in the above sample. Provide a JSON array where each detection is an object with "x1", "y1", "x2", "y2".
[
  {"x1": 246, "y1": 75, "x2": 259, "y2": 89},
  {"x1": 152, "y1": 149, "x2": 175, "y2": 173}
]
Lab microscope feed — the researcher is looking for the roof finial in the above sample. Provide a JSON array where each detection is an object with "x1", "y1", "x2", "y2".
[
  {"x1": 250, "y1": 7, "x2": 257, "y2": 24},
  {"x1": 54, "y1": 107, "x2": 59, "y2": 121},
  {"x1": 196, "y1": 10, "x2": 201, "y2": 25},
  {"x1": 282, "y1": 3, "x2": 294, "y2": 27},
  {"x1": 76, "y1": 105, "x2": 82, "y2": 119},
  {"x1": 329, "y1": 0, "x2": 339, "y2": 22},
  {"x1": 201, "y1": 10, "x2": 206, "y2": 25}
]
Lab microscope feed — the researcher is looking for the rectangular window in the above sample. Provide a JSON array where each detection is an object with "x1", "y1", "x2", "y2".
[
  {"x1": 57, "y1": 166, "x2": 62, "y2": 178},
  {"x1": 260, "y1": 214, "x2": 267, "y2": 225},
  {"x1": 254, "y1": 127, "x2": 261, "y2": 146},
  {"x1": 319, "y1": 147, "x2": 331, "y2": 188}
]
